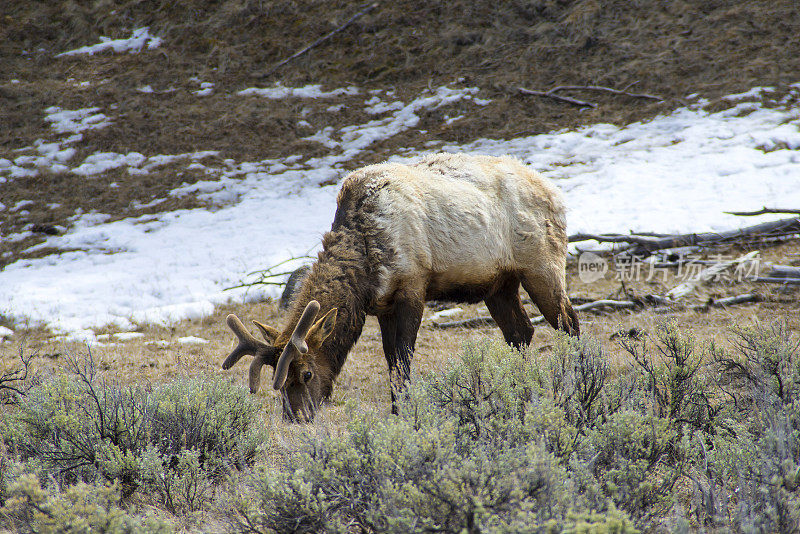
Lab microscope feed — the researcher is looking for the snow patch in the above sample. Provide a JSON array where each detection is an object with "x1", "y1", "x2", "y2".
[
  {"x1": 238, "y1": 84, "x2": 360, "y2": 99},
  {"x1": 0, "y1": 84, "x2": 799, "y2": 334},
  {"x1": 113, "y1": 332, "x2": 145, "y2": 341},
  {"x1": 193, "y1": 82, "x2": 215, "y2": 96},
  {"x1": 44, "y1": 106, "x2": 111, "y2": 134},
  {"x1": 0, "y1": 326, "x2": 14, "y2": 341},
  {"x1": 57, "y1": 27, "x2": 163, "y2": 57},
  {"x1": 177, "y1": 336, "x2": 209, "y2": 344}
]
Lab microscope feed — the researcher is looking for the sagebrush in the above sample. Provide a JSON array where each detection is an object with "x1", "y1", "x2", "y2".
[
  {"x1": 2, "y1": 321, "x2": 798, "y2": 532},
  {"x1": 229, "y1": 321, "x2": 800, "y2": 533},
  {"x1": 0, "y1": 351, "x2": 267, "y2": 516}
]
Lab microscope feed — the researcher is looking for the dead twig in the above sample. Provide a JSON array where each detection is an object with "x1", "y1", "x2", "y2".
[
  {"x1": 519, "y1": 87, "x2": 597, "y2": 108},
  {"x1": 549, "y1": 84, "x2": 663, "y2": 101},
  {"x1": 225, "y1": 253, "x2": 315, "y2": 291},
  {"x1": 519, "y1": 82, "x2": 663, "y2": 108},
  {"x1": 1, "y1": 349, "x2": 34, "y2": 402},
  {"x1": 256, "y1": 2, "x2": 379, "y2": 78},
  {"x1": 725, "y1": 207, "x2": 800, "y2": 216}
]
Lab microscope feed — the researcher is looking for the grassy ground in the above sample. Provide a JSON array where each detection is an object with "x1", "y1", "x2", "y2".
[{"x1": 2, "y1": 238, "x2": 798, "y2": 531}]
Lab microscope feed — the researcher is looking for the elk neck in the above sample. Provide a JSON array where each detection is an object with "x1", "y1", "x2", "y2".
[{"x1": 284, "y1": 227, "x2": 386, "y2": 379}]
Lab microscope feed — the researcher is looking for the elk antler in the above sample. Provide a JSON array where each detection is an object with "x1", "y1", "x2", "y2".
[
  {"x1": 224, "y1": 314, "x2": 280, "y2": 394},
  {"x1": 222, "y1": 314, "x2": 271, "y2": 369},
  {"x1": 273, "y1": 300, "x2": 320, "y2": 390}
]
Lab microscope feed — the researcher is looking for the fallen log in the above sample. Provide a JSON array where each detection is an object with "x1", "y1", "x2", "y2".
[
  {"x1": 666, "y1": 251, "x2": 759, "y2": 300},
  {"x1": 752, "y1": 277, "x2": 800, "y2": 285},
  {"x1": 690, "y1": 293, "x2": 760, "y2": 311},
  {"x1": 431, "y1": 316, "x2": 495, "y2": 329},
  {"x1": 432, "y1": 299, "x2": 637, "y2": 329},
  {"x1": 725, "y1": 207, "x2": 800, "y2": 216},
  {"x1": 767, "y1": 265, "x2": 800, "y2": 278},
  {"x1": 432, "y1": 290, "x2": 764, "y2": 328},
  {"x1": 569, "y1": 217, "x2": 800, "y2": 255}
]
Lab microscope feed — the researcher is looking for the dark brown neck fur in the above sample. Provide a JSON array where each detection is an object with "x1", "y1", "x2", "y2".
[{"x1": 282, "y1": 229, "x2": 380, "y2": 383}]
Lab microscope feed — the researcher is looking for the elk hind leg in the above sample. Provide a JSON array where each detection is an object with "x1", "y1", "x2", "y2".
[
  {"x1": 484, "y1": 276, "x2": 534, "y2": 350},
  {"x1": 520, "y1": 268, "x2": 579, "y2": 336}
]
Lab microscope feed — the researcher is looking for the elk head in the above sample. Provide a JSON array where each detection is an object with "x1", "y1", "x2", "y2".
[{"x1": 223, "y1": 300, "x2": 337, "y2": 422}]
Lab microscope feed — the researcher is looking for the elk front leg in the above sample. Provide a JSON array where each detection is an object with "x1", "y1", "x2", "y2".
[
  {"x1": 385, "y1": 292, "x2": 424, "y2": 414},
  {"x1": 377, "y1": 312, "x2": 399, "y2": 413},
  {"x1": 520, "y1": 267, "x2": 580, "y2": 337}
]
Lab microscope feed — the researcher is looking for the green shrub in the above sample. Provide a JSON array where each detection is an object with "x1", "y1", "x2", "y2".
[
  {"x1": 711, "y1": 321, "x2": 800, "y2": 532},
  {"x1": 228, "y1": 339, "x2": 638, "y2": 533},
  {"x1": 230, "y1": 322, "x2": 800, "y2": 532},
  {"x1": 421, "y1": 337, "x2": 608, "y2": 458},
  {"x1": 6, "y1": 321, "x2": 796, "y2": 531},
  {"x1": 1, "y1": 352, "x2": 268, "y2": 514},
  {"x1": 548, "y1": 334, "x2": 608, "y2": 431},
  {"x1": 618, "y1": 321, "x2": 718, "y2": 433},
  {"x1": 231, "y1": 410, "x2": 635, "y2": 534},
  {"x1": 717, "y1": 321, "x2": 800, "y2": 410},
  {"x1": 586, "y1": 410, "x2": 678, "y2": 519},
  {"x1": 0, "y1": 473, "x2": 172, "y2": 533}
]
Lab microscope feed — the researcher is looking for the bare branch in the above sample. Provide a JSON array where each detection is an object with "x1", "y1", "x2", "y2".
[
  {"x1": 255, "y1": 3, "x2": 379, "y2": 78},
  {"x1": 0, "y1": 349, "x2": 34, "y2": 402},
  {"x1": 519, "y1": 87, "x2": 597, "y2": 108},
  {"x1": 519, "y1": 82, "x2": 663, "y2": 108},
  {"x1": 568, "y1": 217, "x2": 800, "y2": 254},
  {"x1": 225, "y1": 253, "x2": 315, "y2": 292},
  {"x1": 725, "y1": 207, "x2": 800, "y2": 216},
  {"x1": 549, "y1": 84, "x2": 663, "y2": 101},
  {"x1": 569, "y1": 232, "x2": 664, "y2": 245}
]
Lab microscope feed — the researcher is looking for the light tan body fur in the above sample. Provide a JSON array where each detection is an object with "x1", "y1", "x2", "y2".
[{"x1": 346, "y1": 153, "x2": 569, "y2": 311}]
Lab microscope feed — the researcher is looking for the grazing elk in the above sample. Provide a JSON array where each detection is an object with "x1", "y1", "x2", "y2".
[{"x1": 222, "y1": 153, "x2": 579, "y2": 421}]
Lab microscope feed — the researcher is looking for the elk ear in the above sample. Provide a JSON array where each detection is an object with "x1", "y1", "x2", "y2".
[
  {"x1": 252, "y1": 320, "x2": 280, "y2": 344},
  {"x1": 306, "y1": 308, "x2": 337, "y2": 346}
]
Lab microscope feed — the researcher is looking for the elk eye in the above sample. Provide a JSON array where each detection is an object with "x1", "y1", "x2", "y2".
[{"x1": 303, "y1": 371, "x2": 313, "y2": 382}]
